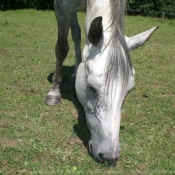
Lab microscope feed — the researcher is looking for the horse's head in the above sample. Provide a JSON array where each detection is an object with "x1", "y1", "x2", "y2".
[
  {"x1": 76, "y1": 15, "x2": 134, "y2": 165},
  {"x1": 76, "y1": 0, "x2": 158, "y2": 166},
  {"x1": 86, "y1": 16, "x2": 134, "y2": 165}
]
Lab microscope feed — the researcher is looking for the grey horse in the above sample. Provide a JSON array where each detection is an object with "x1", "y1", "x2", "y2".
[{"x1": 45, "y1": 0, "x2": 158, "y2": 165}]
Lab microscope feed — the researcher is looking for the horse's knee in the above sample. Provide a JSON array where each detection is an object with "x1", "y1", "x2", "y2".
[
  {"x1": 71, "y1": 27, "x2": 81, "y2": 42},
  {"x1": 55, "y1": 40, "x2": 69, "y2": 61},
  {"x1": 70, "y1": 17, "x2": 81, "y2": 42}
]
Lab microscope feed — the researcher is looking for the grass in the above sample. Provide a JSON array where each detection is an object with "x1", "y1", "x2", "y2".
[{"x1": 0, "y1": 9, "x2": 175, "y2": 174}]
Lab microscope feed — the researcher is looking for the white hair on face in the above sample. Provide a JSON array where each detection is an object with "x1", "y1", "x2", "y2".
[{"x1": 104, "y1": 0, "x2": 133, "y2": 107}]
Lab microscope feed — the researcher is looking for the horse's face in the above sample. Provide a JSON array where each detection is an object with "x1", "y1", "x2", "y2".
[
  {"x1": 85, "y1": 46, "x2": 134, "y2": 165},
  {"x1": 76, "y1": 16, "x2": 135, "y2": 165},
  {"x1": 85, "y1": 60, "x2": 123, "y2": 165}
]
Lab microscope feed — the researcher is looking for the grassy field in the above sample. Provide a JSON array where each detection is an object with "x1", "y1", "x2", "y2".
[{"x1": 0, "y1": 10, "x2": 175, "y2": 174}]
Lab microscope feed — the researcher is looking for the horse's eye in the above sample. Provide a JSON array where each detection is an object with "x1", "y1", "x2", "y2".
[{"x1": 88, "y1": 86, "x2": 96, "y2": 94}]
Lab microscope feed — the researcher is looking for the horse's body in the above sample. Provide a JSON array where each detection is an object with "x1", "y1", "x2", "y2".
[{"x1": 45, "y1": 0, "x2": 158, "y2": 165}]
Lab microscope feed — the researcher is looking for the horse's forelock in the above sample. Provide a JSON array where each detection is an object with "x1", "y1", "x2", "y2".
[
  {"x1": 110, "y1": 0, "x2": 126, "y2": 35},
  {"x1": 104, "y1": 0, "x2": 132, "y2": 107}
]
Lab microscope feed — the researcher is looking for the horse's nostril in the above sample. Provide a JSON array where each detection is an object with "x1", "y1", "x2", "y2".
[
  {"x1": 97, "y1": 153, "x2": 118, "y2": 165},
  {"x1": 98, "y1": 153, "x2": 105, "y2": 163},
  {"x1": 89, "y1": 141, "x2": 118, "y2": 165},
  {"x1": 99, "y1": 153, "x2": 103, "y2": 159}
]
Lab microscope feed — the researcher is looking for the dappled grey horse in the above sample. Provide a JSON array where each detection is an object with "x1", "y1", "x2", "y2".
[{"x1": 45, "y1": 0, "x2": 158, "y2": 165}]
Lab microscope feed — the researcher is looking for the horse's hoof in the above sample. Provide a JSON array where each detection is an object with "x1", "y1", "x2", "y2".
[{"x1": 45, "y1": 95, "x2": 61, "y2": 106}]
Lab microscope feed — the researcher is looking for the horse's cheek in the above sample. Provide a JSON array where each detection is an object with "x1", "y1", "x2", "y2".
[{"x1": 75, "y1": 63, "x2": 87, "y2": 106}]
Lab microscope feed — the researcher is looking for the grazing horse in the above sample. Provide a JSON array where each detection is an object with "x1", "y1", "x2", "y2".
[{"x1": 45, "y1": 0, "x2": 158, "y2": 165}]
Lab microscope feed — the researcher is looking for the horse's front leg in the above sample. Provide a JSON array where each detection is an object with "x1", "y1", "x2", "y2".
[
  {"x1": 70, "y1": 13, "x2": 82, "y2": 83},
  {"x1": 45, "y1": 13, "x2": 71, "y2": 105}
]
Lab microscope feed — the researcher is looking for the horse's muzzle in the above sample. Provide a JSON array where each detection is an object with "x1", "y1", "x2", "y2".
[
  {"x1": 89, "y1": 140, "x2": 118, "y2": 166},
  {"x1": 97, "y1": 153, "x2": 118, "y2": 166}
]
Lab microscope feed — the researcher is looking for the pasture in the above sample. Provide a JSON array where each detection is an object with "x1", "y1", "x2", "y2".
[{"x1": 0, "y1": 10, "x2": 175, "y2": 174}]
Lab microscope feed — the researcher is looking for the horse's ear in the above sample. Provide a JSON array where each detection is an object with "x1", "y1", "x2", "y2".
[{"x1": 88, "y1": 16, "x2": 103, "y2": 47}]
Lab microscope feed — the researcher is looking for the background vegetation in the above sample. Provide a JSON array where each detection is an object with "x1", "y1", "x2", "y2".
[
  {"x1": 128, "y1": 0, "x2": 175, "y2": 16},
  {"x1": 0, "y1": 10, "x2": 175, "y2": 174},
  {"x1": 0, "y1": 0, "x2": 175, "y2": 15},
  {"x1": 0, "y1": 0, "x2": 53, "y2": 10},
  {"x1": 0, "y1": 0, "x2": 51, "y2": 5}
]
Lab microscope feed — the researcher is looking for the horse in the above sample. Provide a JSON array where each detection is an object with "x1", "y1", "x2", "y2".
[{"x1": 45, "y1": 0, "x2": 158, "y2": 165}]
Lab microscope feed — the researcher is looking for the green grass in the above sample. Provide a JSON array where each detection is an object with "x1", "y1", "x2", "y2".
[{"x1": 0, "y1": 10, "x2": 175, "y2": 174}]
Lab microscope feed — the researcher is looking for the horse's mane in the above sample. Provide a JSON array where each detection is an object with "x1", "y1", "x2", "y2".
[{"x1": 105, "y1": 0, "x2": 133, "y2": 106}]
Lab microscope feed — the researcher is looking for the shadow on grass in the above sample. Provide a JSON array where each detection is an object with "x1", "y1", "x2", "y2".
[
  {"x1": 47, "y1": 66, "x2": 125, "y2": 153},
  {"x1": 47, "y1": 65, "x2": 90, "y2": 149}
]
